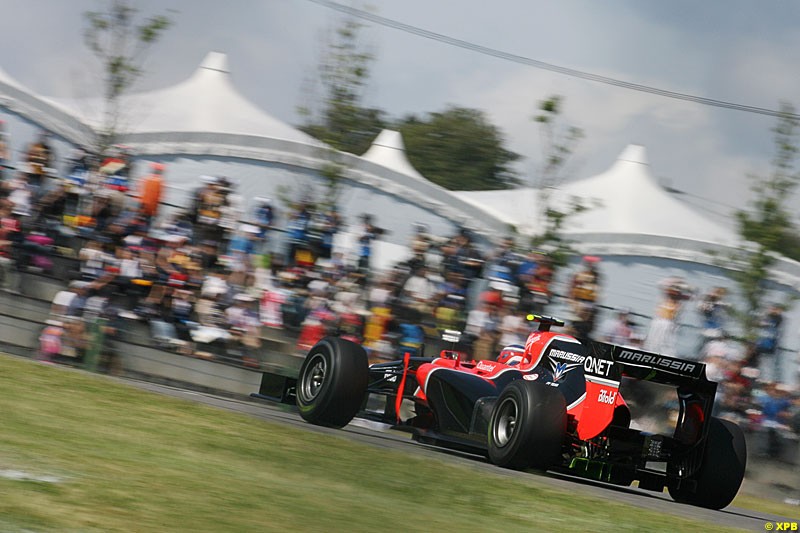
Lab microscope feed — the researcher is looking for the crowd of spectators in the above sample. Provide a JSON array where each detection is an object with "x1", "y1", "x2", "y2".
[
  {"x1": 0, "y1": 132, "x2": 267, "y2": 368},
  {"x1": 633, "y1": 280, "x2": 800, "y2": 459},
  {"x1": 0, "y1": 129, "x2": 553, "y2": 371},
  {"x1": 0, "y1": 126, "x2": 798, "y2": 458}
]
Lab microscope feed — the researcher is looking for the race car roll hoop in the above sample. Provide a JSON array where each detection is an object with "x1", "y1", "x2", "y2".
[{"x1": 525, "y1": 314, "x2": 565, "y2": 332}]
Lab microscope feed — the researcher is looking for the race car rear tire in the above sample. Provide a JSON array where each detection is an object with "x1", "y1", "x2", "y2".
[
  {"x1": 487, "y1": 380, "x2": 566, "y2": 470},
  {"x1": 667, "y1": 417, "x2": 747, "y2": 510},
  {"x1": 296, "y1": 337, "x2": 369, "y2": 428}
]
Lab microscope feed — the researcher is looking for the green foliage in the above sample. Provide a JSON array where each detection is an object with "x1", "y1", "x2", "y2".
[
  {"x1": 730, "y1": 102, "x2": 800, "y2": 338},
  {"x1": 529, "y1": 95, "x2": 586, "y2": 268},
  {"x1": 139, "y1": 14, "x2": 171, "y2": 43},
  {"x1": 274, "y1": 156, "x2": 343, "y2": 214},
  {"x1": 302, "y1": 106, "x2": 386, "y2": 155},
  {"x1": 398, "y1": 106, "x2": 520, "y2": 190},
  {"x1": 531, "y1": 198, "x2": 588, "y2": 268},
  {"x1": 299, "y1": 16, "x2": 386, "y2": 155},
  {"x1": 300, "y1": 12, "x2": 519, "y2": 194},
  {"x1": 83, "y1": 0, "x2": 173, "y2": 152},
  {"x1": 318, "y1": 160, "x2": 346, "y2": 210},
  {"x1": 736, "y1": 103, "x2": 800, "y2": 256},
  {"x1": 534, "y1": 95, "x2": 584, "y2": 189},
  {"x1": 297, "y1": 13, "x2": 384, "y2": 214}
]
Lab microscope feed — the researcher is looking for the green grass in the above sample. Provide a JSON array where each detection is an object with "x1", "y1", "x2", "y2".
[
  {"x1": 0, "y1": 354, "x2": 789, "y2": 532},
  {"x1": 734, "y1": 493, "x2": 800, "y2": 520}
]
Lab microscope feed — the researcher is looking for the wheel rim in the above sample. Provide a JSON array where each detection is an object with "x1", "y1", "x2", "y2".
[
  {"x1": 300, "y1": 353, "x2": 327, "y2": 402},
  {"x1": 494, "y1": 396, "x2": 519, "y2": 448}
]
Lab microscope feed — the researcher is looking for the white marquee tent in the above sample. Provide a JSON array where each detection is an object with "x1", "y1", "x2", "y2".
[
  {"x1": 43, "y1": 52, "x2": 320, "y2": 145},
  {"x1": 0, "y1": 52, "x2": 508, "y2": 242},
  {"x1": 452, "y1": 143, "x2": 800, "y2": 282},
  {"x1": 456, "y1": 144, "x2": 739, "y2": 255},
  {"x1": 360, "y1": 129, "x2": 429, "y2": 182}
]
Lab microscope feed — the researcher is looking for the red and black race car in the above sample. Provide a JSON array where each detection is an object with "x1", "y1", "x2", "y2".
[{"x1": 257, "y1": 316, "x2": 746, "y2": 510}]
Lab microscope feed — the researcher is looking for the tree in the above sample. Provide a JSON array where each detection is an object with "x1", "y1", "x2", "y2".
[
  {"x1": 84, "y1": 0, "x2": 173, "y2": 153},
  {"x1": 529, "y1": 195, "x2": 588, "y2": 268},
  {"x1": 398, "y1": 106, "x2": 520, "y2": 190},
  {"x1": 529, "y1": 96, "x2": 586, "y2": 267},
  {"x1": 298, "y1": 15, "x2": 386, "y2": 155},
  {"x1": 533, "y1": 96, "x2": 584, "y2": 190},
  {"x1": 729, "y1": 102, "x2": 800, "y2": 339},
  {"x1": 296, "y1": 12, "x2": 386, "y2": 219}
]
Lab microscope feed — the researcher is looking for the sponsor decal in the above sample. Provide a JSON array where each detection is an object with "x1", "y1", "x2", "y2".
[
  {"x1": 525, "y1": 332, "x2": 542, "y2": 350},
  {"x1": 523, "y1": 373, "x2": 539, "y2": 381},
  {"x1": 550, "y1": 360, "x2": 581, "y2": 382},
  {"x1": 597, "y1": 389, "x2": 617, "y2": 405},
  {"x1": 617, "y1": 350, "x2": 697, "y2": 374},
  {"x1": 548, "y1": 349, "x2": 585, "y2": 363},
  {"x1": 476, "y1": 361, "x2": 496, "y2": 372},
  {"x1": 584, "y1": 355, "x2": 613, "y2": 377}
]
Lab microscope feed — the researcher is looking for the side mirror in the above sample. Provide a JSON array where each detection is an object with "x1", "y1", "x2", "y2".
[{"x1": 439, "y1": 350, "x2": 462, "y2": 362}]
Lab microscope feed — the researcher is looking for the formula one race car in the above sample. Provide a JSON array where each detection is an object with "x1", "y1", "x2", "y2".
[{"x1": 257, "y1": 316, "x2": 746, "y2": 510}]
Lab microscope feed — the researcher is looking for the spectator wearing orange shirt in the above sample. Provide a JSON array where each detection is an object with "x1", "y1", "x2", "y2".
[{"x1": 139, "y1": 162, "x2": 165, "y2": 225}]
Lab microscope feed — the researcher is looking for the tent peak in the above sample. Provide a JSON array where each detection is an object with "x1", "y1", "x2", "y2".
[
  {"x1": 617, "y1": 144, "x2": 648, "y2": 166},
  {"x1": 199, "y1": 51, "x2": 229, "y2": 73},
  {"x1": 369, "y1": 129, "x2": 405, "y2": 152},
  {"x1": 362, "y1": 129, "x2": 427, "y2": 181}
]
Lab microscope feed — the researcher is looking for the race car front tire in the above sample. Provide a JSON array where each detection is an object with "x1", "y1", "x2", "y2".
[
  {"x1": 487, "y1": 380, "x2": 566, "y2": 470},
  {"x1": 296, "y1": 337, "x2": 369, "y2": 428},
  {"x1": 667, "y1": 417, "x2": 747, "y2": 510}
]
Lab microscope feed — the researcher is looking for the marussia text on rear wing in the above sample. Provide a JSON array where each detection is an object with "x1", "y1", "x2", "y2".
[{"x1": 582, "y1": 340, "x2": 710, "y2": 386}]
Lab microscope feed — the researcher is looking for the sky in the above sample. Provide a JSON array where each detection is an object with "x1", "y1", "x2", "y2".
[{"x1": 3, "y1": 0, "x2": 800, "y2": 226}]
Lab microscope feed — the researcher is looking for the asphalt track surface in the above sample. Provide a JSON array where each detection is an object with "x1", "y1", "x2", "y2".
[{"x1": 126, "y1": 378, "x2": 794, "y2": 532}]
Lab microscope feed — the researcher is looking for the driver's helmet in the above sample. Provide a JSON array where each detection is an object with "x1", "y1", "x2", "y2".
[{"x1": 496, "y1": 344, "x2": 526, "y2": 366}]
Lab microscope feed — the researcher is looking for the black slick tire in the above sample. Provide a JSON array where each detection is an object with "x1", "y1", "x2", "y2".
[
  {"x1": 668, "y1": 417, "x2": 747, "y2": 510},
  {"x1": 296, "y1": 337, "x2": 369, "y2": 428},
  {"x1": 487, "y1": 380, "x2": 566, "y2": 470}
]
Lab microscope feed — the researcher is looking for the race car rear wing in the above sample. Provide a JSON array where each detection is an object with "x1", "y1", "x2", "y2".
[
  {"x1": 582, "y1": 340, "x2": 717, "y2": 450},
  {"x1": 581, "y1": 340, "x2": 711, "y2": 388}
]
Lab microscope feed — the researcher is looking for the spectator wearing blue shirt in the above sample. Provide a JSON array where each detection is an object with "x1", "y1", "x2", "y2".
[
  {"x1": 317, "y1": 209, "x2": 339, "y2": 260},
  {"x1": 227, "y1": 224, "x2": 259, "y2": 287},
  {"x1": 357, "y1": 213, "x2": 383, "y2": 285},
  {"x1": 285, "y1": 204, "x2": 310, "y2": 266},
  {"x1": 253, "y1": 197, "x2": 274, "y2": 254},
  {"x1": 753, "y1": 304, "x2": 785, "y2": 382},
  {"x1": 759, "y1": 382, "x2": 794, "y2": 459}
]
